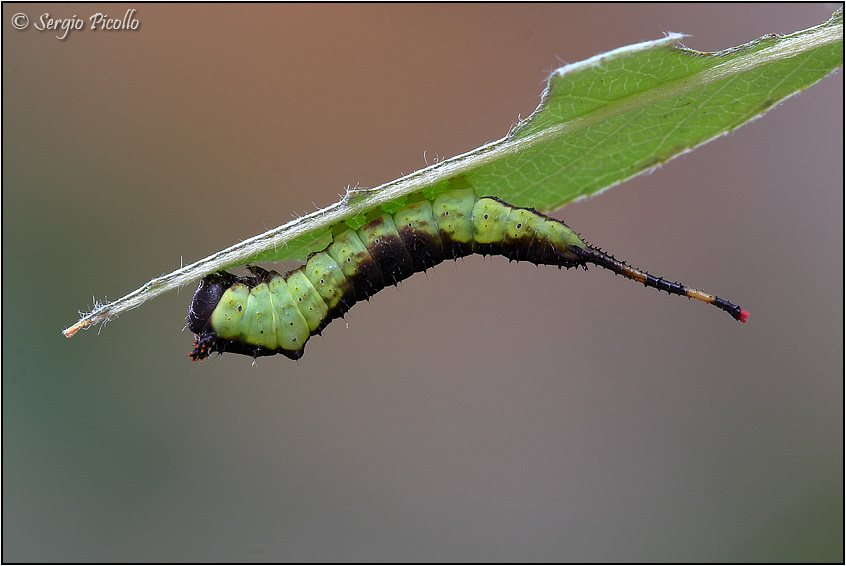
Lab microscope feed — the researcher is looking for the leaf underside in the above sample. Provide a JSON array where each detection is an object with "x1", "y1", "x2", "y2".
[{"x1": 64, "y1": 9, "x2": 843, "y2": 337}]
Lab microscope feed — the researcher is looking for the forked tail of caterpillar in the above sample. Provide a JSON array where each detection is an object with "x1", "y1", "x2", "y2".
[{"x1": 572, "y1": 246, "x2": 749, "y2": 323}]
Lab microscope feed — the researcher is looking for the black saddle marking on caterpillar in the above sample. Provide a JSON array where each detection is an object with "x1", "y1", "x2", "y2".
[{"x1": 187, "y1": 188, "x2": 748, "y2": 361}]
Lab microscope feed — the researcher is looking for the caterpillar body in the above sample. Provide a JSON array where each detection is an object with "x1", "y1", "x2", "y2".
[{"x1": 187, "y1": 187, "x2": 748, "y2": 361}]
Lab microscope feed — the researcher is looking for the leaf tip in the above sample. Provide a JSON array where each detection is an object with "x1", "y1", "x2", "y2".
[{"x1": 62, "y1": 319, "x2": 92, "y2": 338}]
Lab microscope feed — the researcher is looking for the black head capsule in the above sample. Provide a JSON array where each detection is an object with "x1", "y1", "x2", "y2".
[{"x1": 187, "y1": 272, "x2": 236, "y2": 334}]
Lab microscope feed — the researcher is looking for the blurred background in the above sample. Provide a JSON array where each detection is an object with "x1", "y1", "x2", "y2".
[{"x1": 3, "y1": 3, "x2": 842, "y2": 562}]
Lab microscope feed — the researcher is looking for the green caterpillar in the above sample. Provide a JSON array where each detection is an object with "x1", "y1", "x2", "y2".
[{"x1": 187, "y1": 187, "x2": 748, "y2": 361}]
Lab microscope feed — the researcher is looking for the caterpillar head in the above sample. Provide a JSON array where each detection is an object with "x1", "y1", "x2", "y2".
[
  {"x1": 187, "y1": 272, "x2": 237, "y2": 334},
  {"x1": 187, "y1": 268, "x2": 296, "y2": 361}
]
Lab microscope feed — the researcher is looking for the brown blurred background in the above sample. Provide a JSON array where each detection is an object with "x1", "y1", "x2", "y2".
[{"x1": 3, "y1": 3, "x2": 842, "y2": 562}]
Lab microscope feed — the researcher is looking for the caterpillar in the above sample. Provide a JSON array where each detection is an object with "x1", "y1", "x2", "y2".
[{"x1": 187, "y1": 186, "x2": 749, "y2": 361}]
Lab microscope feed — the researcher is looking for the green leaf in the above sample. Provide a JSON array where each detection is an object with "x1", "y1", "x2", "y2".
[
  {"x1": 477, "y1": 12, "x2": 844, "y2": 209},
  {"x1": 63, "y1": 9, "x2": 843, "y2": 338}
]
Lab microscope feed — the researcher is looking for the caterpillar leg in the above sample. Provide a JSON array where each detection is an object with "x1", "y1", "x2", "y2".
[{"x1": 572, "y1": 246, "x2": 749, "y2": 323}]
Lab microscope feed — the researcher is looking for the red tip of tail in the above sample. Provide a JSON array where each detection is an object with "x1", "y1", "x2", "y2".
[{"x1": 738, "y1": 309, "x2": 750, "y2": 323}]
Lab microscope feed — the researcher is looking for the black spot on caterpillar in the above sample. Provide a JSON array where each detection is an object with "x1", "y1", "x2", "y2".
[{"x1": 187, "y1": 187, "x2": 748, "y2": 361}]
